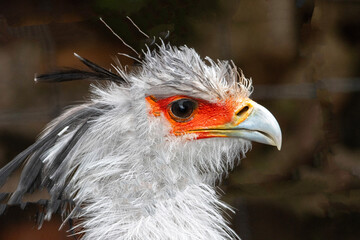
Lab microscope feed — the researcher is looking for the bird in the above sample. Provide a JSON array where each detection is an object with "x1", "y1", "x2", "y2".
[{"x1": 0, "y1": 28, "x2": 281, "y2": 239}]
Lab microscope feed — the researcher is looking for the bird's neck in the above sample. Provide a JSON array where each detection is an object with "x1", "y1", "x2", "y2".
[
  {"x1": 80, "y1": 177, "x2": 238, "y2": 240},
  {"x1": 69, "y1": 114, "x2": 243, "y2": 239}
]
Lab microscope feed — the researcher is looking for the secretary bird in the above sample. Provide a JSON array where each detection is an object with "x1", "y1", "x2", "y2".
[{"x1": 0, "y1": 26, "x2": 281, "y2": 239}]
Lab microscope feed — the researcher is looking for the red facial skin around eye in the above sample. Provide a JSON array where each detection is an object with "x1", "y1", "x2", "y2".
[{"x1": 146, "y1": 95, "x2": 237, "y2": 139}]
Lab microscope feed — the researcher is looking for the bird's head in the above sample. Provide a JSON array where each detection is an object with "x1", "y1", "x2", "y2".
[
  {"x1": 102, "y1": 44, "x2": 283, "y2": 180},
  {"x1": 28, "y1": 43, "x2": 281, "y2": 188}
]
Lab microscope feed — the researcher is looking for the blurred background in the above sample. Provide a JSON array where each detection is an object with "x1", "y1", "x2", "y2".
[{"x1": 0, "y1": 0, "x2": 359, "y2": 239}]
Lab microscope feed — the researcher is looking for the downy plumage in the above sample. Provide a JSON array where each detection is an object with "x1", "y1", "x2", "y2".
[{"x1": 0, "y1": 29, "x2": 281, "y2": 240}]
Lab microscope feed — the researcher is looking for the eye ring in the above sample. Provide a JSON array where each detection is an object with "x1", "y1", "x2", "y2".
[{"x1": 168, "y1": 98, "x2": 197, "y2": 122}]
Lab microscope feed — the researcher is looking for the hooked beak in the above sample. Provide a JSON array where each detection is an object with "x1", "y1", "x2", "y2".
[
  {"x1": 192, "y1": 99, "x2": 282, "y2": 150},
  {"x1": 233, "y1": 100, "x2": 282, "y2": 150}
]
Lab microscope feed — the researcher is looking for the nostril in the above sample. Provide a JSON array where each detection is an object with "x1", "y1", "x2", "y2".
[{"x1": 237, "y1": 106, "x2": 249, "y2": 117}]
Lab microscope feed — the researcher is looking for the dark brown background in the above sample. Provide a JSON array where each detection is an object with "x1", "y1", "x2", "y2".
[{"x1": 0, "y1": 0, "x2": 360, "y2": 239}]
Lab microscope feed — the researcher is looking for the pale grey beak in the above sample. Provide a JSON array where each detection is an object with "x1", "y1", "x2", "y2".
[
  {"x1": 233, "y1": 101, "x2": 282, "y2": 150},
  {"x1": 187, "y1": 99, "x2": 282, "y2": 150}
]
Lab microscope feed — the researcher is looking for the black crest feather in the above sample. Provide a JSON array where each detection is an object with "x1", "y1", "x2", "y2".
[{"x1": 35, "y1": 53, "x2": 126, "y2": 84}]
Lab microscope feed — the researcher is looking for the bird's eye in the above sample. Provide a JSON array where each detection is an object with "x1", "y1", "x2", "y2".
[{"x1": 169, "y1": 99, "x2": 197, "y2": 122}]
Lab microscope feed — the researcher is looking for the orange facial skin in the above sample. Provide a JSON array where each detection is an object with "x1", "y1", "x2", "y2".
[{"x1": 146, "y1": 95, "x2": 253, "y2": 139}]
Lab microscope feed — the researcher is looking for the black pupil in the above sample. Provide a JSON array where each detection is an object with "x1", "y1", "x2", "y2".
[{"x1": 171, "y1": 99, "x2": 195, "y2": 119}]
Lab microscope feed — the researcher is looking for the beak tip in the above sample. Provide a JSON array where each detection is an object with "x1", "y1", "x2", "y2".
[
  {"x1": 271, "y1": 137, "x2": 281, "y2": 151},
  {"x1": 276, "y1": 135, "x2": 282, "y2": 151},
  {"x1": 274, "y1": 133, "x2": 282, "y2": 151}
]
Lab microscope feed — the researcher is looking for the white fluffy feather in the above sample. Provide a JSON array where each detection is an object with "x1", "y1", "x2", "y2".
[{"x1": 41, "y1": 43, "x2": 253, "y2": 239}]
